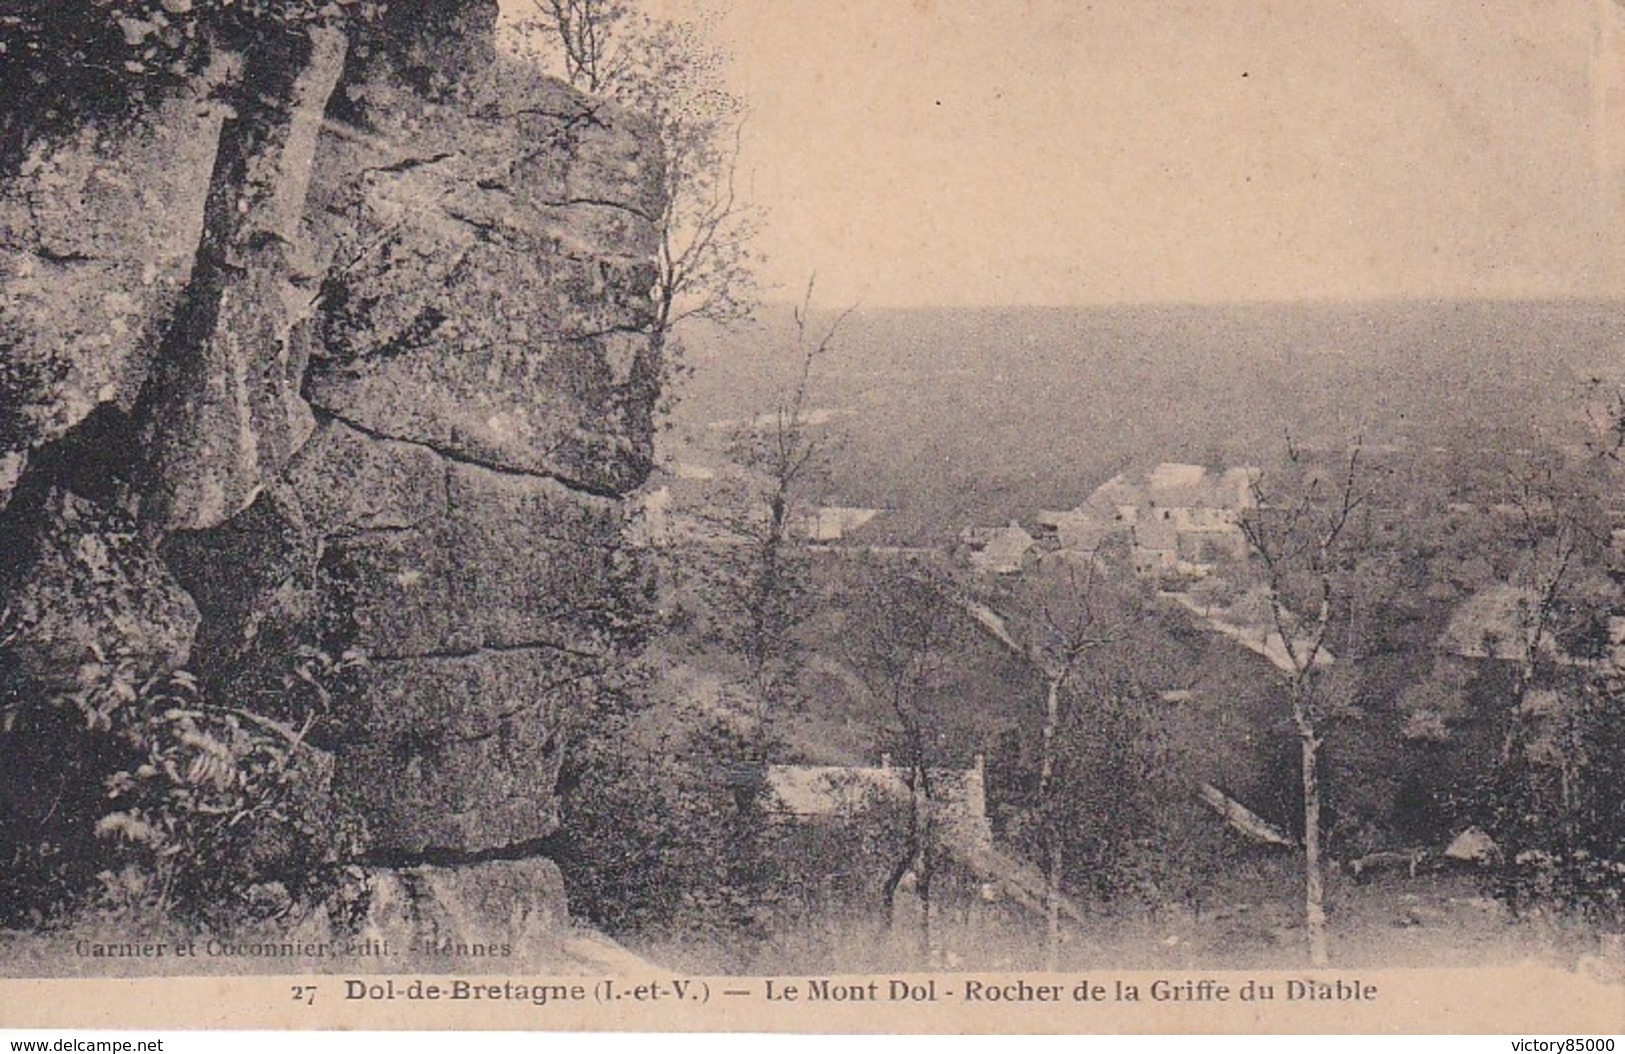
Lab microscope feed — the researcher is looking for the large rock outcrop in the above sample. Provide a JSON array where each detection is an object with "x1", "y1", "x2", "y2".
[
  {"x1": 0, "y1": 67, "x2": 231, "y2": 509},
  {"x1": 0, "y1": 0, "x2": 663, "y2": 950}
]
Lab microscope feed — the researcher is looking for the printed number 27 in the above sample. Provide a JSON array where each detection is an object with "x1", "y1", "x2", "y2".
[{"x1": 292, "y1": 985, "x2": 318, "y2": 1006}]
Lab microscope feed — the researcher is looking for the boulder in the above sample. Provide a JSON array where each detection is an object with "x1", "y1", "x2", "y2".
[
  {"x1": 0, "y1": 77, "x2": 229, "y2": 510},
  {"x1": 304, "y1": 9, "x2": 662, "y2": 497}
]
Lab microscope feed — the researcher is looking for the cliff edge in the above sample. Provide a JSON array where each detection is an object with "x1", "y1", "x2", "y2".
[{"x1": 0, "y1": 0, "x2": 663, "y2": 953}]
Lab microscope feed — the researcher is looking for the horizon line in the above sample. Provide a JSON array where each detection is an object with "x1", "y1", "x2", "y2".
[{"x1": 736, "y1": 291, "x2": 1625, "y2": 314}]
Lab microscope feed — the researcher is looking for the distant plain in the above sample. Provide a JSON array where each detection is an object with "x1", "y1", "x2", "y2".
[{"x1": 673, "y1": 299, "x2": 1625, "y2": 542}]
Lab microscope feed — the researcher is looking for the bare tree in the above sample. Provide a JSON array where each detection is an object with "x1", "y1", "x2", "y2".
[
  {"x1": 1582, "y1": 376, "x2": 1625, "y2": 466},
  {"x1": 844, "y1": 557, "x2": 967, "y2": 961},
  {"x1": 1490, "y1": 459, "x2": 1615, "y2": 848},
  {"x1": 1239, "y1": 439, "x2": 1371, "y2": 967},
  {"x1": 526, "y1": 0, "x2": 628, "y2": 94},
  {"x1": 722, "y1": 280, "x2": 854, "y2": 734},
  {"x1": 1507, "y1": 472, "x2": 1588, "y2": 721},
  {"x1": 995, "y1": 552, "x2": 1117, "y2": 969},
  {"x1": 522, "y1": 3, "x2": 762, "y2": 365}
]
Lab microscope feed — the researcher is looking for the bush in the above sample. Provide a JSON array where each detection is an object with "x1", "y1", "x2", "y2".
[
  {"x1": 95, "y1": 668, "x2": 338, "y2": 923},
  {"x1": 1, "y1": 639, "x2": 354, "y2": 930},
  {"x1": 550, "y1": 689, "x2": 789, "y2": 961},
  {"x1": 1475, "y1": 679, "x2": 1625, "y2": 927}
]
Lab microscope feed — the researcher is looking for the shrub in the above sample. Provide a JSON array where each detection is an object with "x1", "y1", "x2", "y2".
[
  {"x1": 2, "y1": 638, "x2": 355, "y2": 930},
  {"x1": 95, "y1": 668, "x2": 338, "y2": 924}
]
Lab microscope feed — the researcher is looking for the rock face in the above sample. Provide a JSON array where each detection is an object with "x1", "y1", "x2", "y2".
[
  {"x1": 136, "y1": 24, "x2": 349, "y2": 533},
  {"x1": 0, "y1": 0, "x2": 662, "y2": 947},
  {"x1": 0, "y1": 73, "x2": 230, "y2": 511},
  {"x1": 304, "y1": 28, "x2": 662, "y2": 496}
]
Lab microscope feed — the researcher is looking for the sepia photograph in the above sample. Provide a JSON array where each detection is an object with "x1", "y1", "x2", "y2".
[{"x1": 1, "y1": 0, "x2": 1624, "y2": 1035}]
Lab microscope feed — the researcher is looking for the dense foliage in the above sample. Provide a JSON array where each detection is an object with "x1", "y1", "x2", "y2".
[
  {"x1": 548, "y1": 687, "x2": 792, "y2": 967},
  {"x1": 0, "y1": 644, "x2": 355, "y2": 929}
]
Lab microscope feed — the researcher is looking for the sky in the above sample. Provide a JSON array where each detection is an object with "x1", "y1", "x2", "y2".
[{"x1": 502, "y1": 0, "x2": 1625, "y2": 308}]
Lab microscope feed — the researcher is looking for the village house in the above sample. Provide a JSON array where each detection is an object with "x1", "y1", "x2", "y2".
[
  {"x1": 959, "y1": 522, "x2": 1037, "y2": 574},
  {"x1": 765, "y1": 754, "x2": 993, "y2": 848},
  {"x1": 801, "y1": 506, "x2": 883, "y2": 543},
  {"x1": 764, "y1": 754, "x2": 1090, "y2": 944},
  {"x1": 1037, "y1": 462, "x2": 1257, "y2": 580},
  {"x1": 1034, "y1": 508, "x2": 1112, "y2": 553}
]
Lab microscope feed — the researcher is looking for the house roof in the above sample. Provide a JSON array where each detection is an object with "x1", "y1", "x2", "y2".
[
  {"x1": 765, "y1": 761, "x2": 990, "y2": 845},
  {"x1": 805, "y1": 506, "x2": 882, "y2": 541},
  {"x1": 765, "y1": 764, "x2": 901, "y2": 816},
  {"x1": 962, "y1": 523, "x2": 1036, "y2": 573},
  {"x1": 1069, "y1": 465, "x2": 1258, "y2": 531},
  {"x1": 1134, "y1": 515, "x2": 1180, "y2": 552},
  {"x1": 765, "y1": 761, "x2": 1094, "y2": 925},
  {"x1": 1145, "y1": 467, "x2": 1258, "y2": 511},
  {"x1": 1149, "y1": 462, "x2": 1208, "y2": 489}
]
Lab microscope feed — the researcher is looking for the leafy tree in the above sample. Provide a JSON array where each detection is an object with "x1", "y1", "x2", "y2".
[
  {"x1": 517, "y1": 0, "x2": 761, "y2": 373},
  {"x1": 0, "y1": 639, "x2": 355, "y2": 929},
  {"x1": 761, "y1": 770, "x2": 916, "y2": 969},
  {"x1": 551, "y1": 690, "x2": 786, "y2": 962},
  {"x1": 1466, "y1": 455, "x2": 1625, "y2": 924}
]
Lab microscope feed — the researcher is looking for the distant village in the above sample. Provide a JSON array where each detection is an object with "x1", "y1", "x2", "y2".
[
  {"x1": 638, "y1": 451, "x2": 1625, "y2": 676},
  {"x1": 963, "y1": 460, "x2": 1257, "y2": 577},
  {"x1": 641, "y1": 457, "x2": 1349, "y2": 680},
  {"x1": 627, "y1": 448, "x2": 1625, "y2": 945},
  {"x1": 637, "y1": 458, "x2": 1258, "y2": 580}
]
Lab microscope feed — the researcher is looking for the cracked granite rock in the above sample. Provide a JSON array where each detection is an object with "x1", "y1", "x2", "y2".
[{"x1": 0, "y1": 0, "x2": 664, "y2": 939}]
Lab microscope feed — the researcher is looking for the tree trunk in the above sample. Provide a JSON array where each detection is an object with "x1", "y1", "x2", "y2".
[
  {"x1": 915, "y1": 766, "x2": 934, "y2": 965},
  {"x1": 1302, "y1": 730, "x2": 1329, "y2": 967},
  {"x1": 1045, "y1": 828, "x2": 1062, "y2": 972},
  {"x1": 881, "y1": 847, "x2": 911, "y2": 933},
  {"x1": 884, "y1": 774, "x2": 921, "y2": 936},
  {"x1": 918, "y1": 842, "x2": 933, "y2": 966},
  {"x1": 1040, "y1": 674, "x2": 1062, "y2": 970}
]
